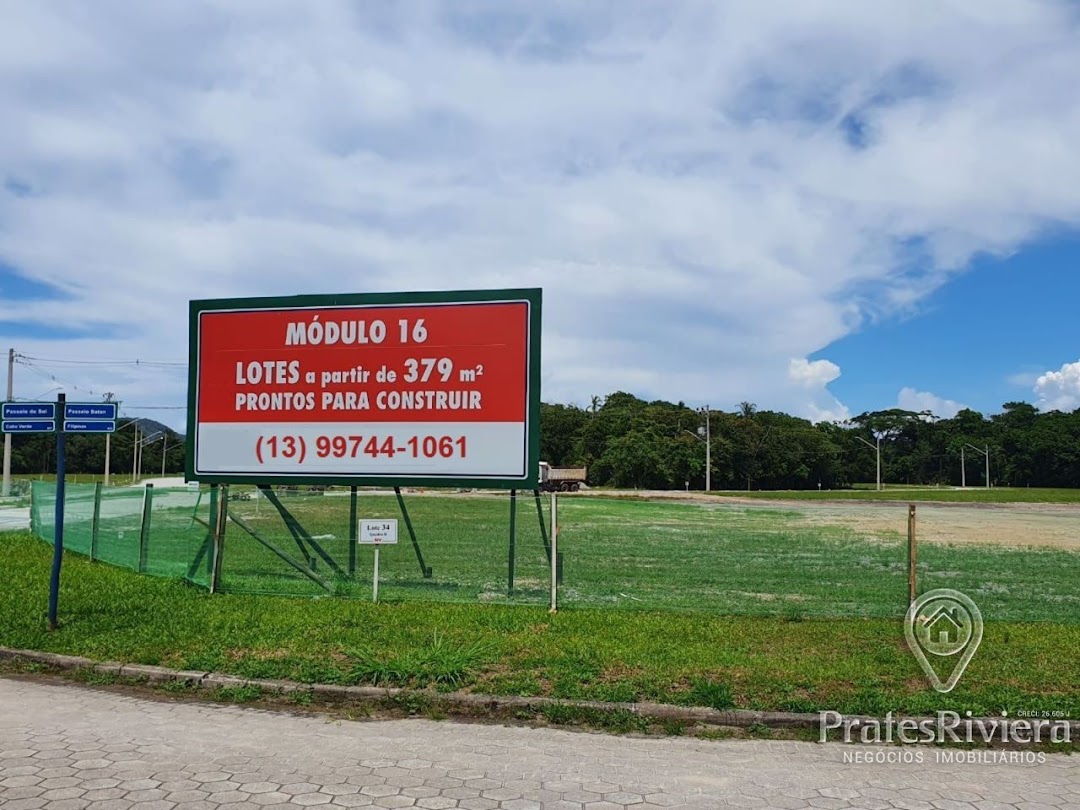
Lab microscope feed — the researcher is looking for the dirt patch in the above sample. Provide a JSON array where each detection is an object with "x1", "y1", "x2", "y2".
[
  {"x1": 582, "y1": 491, "x2": 1080, "y2": 550},
  {"x1": 791, "y1": 501, "x2": 1080, "y2": 550}
]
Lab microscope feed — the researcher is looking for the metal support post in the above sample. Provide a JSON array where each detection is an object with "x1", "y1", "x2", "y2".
[
  {"x1": 47, "y1": 394, "x2": 66, "y2": 631},
  {"x1": 90, "y1": 482, "x2": 102, "y2": 560},
  {"x1": 508, "y1": 489, "x2": 517, "y2": 594},
  {"x1": 138, "y1": 483, "x2": 154, "y2": 573},
  {"x1": 349, "y1": 486, "x2": 358, "y2": 576}
]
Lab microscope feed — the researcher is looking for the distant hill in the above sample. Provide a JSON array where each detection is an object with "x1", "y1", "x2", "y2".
[{"x1": 122, "y1": 417, "x2": 183, "y2": 439}]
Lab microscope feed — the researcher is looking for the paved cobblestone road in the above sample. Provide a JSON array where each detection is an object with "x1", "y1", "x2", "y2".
[{"x1": 1, "y1": 678, "x2": 1077, "y2": 810}]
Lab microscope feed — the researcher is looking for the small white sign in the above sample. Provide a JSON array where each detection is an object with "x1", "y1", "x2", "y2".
[{"x1": 359, "y1": 519, "x2": 398, "y2": 545}]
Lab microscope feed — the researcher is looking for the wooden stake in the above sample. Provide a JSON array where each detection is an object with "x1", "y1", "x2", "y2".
[{"x1": 907, "y1": 503, "x2": 917, "y2": 603}]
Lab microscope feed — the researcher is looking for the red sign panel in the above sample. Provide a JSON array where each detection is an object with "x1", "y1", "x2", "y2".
[{"x1": 187, "y1": 289, "x2": 541, "y2": 487}]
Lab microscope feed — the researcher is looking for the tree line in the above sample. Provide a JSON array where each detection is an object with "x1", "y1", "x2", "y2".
[
  {"x1": 7, "y1": 396, "x2": 1079, "y2": 490},
  {"x1": 541, "y1": 393, "x2": 1080, "y2": 490}
]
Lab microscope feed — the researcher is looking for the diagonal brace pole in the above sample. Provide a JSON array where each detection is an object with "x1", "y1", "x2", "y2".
[
  {"x1": 533, "y1": 489, "x2": 551, "y2": 562},
  {"x1": 227, "y1": 511, "x2": 330, "y2": 592},
  {"x1": 186, "y1": 484, "x2": 216, "y2": 581},
  {"x1": 394, "y1": 487, "x2": 432, "y2": 578},
  {"x1": 259, "y1": 486, "x2": 345, "y2": 576}
]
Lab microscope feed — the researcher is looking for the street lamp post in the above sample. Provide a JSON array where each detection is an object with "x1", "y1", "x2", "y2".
[
  {"x1": 682, "y1": 403, "x2": 712, "y2": 492},
  {"x1": 856, "y1": 434, "x2": 882, "y2": 492},
  {"x1": 965, "y1": 443, "x2": 990, "y2": 489},
  {"x1": 132, "y1": 422, "x2": 139, "y2": 483},
  {"x1": 137, "y1": 432, "x2": 163, "y2": 482},
  {"x1": 702, "y1": 405, "x2": 711, "y2": 492},
  {"x1": 112, "y1": 419, "x2": 141, "y2": 485},
  {"x1": 101, "y1": 394, "x2": 115, "y2": 486}
]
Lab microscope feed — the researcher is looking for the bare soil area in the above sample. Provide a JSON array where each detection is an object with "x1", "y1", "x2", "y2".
[{"x1": 585, "y1": 490, "x2": 1080, "y2": 550}]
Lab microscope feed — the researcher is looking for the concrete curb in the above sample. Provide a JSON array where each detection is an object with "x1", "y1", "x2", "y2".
[
  {"x1": 3, "y1": 646, "x2": 1077, "y2": 738},
  {"x1": 0, "y1": 646, "x2": 818, "y2": 729}
]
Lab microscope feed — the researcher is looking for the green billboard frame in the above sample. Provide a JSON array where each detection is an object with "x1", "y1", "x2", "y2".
[{"x1": 186, "y1": 287, "x2": 541, "y2": 489}]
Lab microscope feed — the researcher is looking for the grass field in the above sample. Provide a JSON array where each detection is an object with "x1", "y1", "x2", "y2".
[
  {"x1": 24, "y1": 486, "x2": 1080, "y2": 622},
  {"x1": 1, "y1": 530, "x2": 1078, "y2": 718}
]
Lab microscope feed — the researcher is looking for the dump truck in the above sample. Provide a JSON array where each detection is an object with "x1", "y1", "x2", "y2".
[{"x1": 539, "y1": 461, "x2": 587, "y2": 492}]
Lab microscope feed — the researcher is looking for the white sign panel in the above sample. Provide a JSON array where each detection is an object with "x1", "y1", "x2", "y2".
[{"x1": 359, "y1": 519, "x2": 398, "y2": 545}]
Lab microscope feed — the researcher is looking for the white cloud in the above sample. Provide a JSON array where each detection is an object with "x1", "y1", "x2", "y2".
[
  {"x1": 1034, "y1": 360, "x2": 1080, "y2": 412},
  {"x1": 896, "y1": 387, "x2": 967, "y2": 419},
  {"x1": 788, "y1": 358, "x2": 841, "y2": 388},
  {"x1": 0, "y1": 1, "x2": 1079, "y2": 429},
  {"x1": 804, "y1": 401, "x2": 852, "y2": 425},
  {"x1": 788, "y1": 357, "x2": 847, "y2": 422},
  {"x1": 787, "y1": 358, "x2": 848, "y2": 423},
  {"x1": 1007, "y1": 371, "x2": 1040, "y2": 387}
]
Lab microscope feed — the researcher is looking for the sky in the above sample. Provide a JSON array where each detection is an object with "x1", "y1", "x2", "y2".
[{"x1": 2, "y1": 0, "x2": 1080, "y2": 431}]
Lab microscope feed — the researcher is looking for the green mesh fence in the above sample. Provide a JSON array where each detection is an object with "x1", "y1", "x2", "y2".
[
  {"x1": 27, "y1": 483, "x2": 1080, "y2": 620},
  {"x1": 28, "y1": 483, "x2": 554, "y2": 605},
  {"x1": 219, "y1": 488, "x2": 553, "y2": 606},
  {"x1": 32, "y1": 482, "x2": 212, "y2": 589}
]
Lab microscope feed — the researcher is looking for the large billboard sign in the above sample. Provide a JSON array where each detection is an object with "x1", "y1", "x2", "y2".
[{"x1": 187, "y1": 289, "x2": 541, "y2": 488}]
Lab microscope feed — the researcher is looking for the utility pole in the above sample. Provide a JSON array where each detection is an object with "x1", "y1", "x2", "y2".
[
  {"x1": 2, "y1": 348, "x2": 12, "y2": 496},
  {"x1": 135, "y1": 431, "x2": 161, "y2": 483},
  {"x1": 103, "y1": 393, "x2": 114, "y2": 487},
  {"x1": 161, "y1": 432, "x2": 168, "y2": 478},
  {"x1": 961, "y1": 445, "x2": 965, "y2": 488},
  {"x1": 965, "y1": 443, "x2": 990, "y2": 489},
  {"x1": 704, "y1": 405, "x2": 711, "y2": 492},
  {"x1": 855, "y1": 434, "x2": 882, "y2": 491},
  {"x1": 132, "y1": 421, "x2": 139, "y2": 484}
]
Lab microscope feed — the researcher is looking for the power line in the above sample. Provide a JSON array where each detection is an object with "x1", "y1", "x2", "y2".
[
  {"x1": 18, "y1": 354, "x2": 185, "y2": 368},
  {"x1": 15, "y1": 357, "x2": 102, "y2": 397},
  {"x1": 7, "y1": 352, "x2": 189, "y2": 415}
]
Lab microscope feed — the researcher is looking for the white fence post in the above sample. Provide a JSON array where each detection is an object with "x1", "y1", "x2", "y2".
[{"x1": 550, "y1": 492, "x2": 558, "y2": 613}]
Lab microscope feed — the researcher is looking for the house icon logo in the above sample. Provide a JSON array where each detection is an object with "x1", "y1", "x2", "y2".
[
  {"x1": 904, "y1": 589, "x2": 983, "y2": 693},
  {"x1": 919, "y1": 605, "x2": 970, "y2": 656}
]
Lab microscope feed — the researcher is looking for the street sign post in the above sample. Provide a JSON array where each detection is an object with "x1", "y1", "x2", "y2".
[
  {"x1": 63, "y1": 403, "x2": 116, "y2": 435},
  {"x1": 1, "y1": 397, "x2": 119, "y2": 629},
  {"x1": 48, "y1": 394, "x2": 66, "y2": 630}
]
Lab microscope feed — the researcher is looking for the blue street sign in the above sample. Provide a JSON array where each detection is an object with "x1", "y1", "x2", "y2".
[
  {"x1": 2, "y1": 420, "x2": 57, "y2": 433},
  {"x1": 65, "y1": 402, "x2": 118, "y2": 420},
  {"x1": 2, "y1": 402, "x2": 56, "y2": 420},
  {"x1": 63, "y1": 420, "x2": 116, "y2": 434}
]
